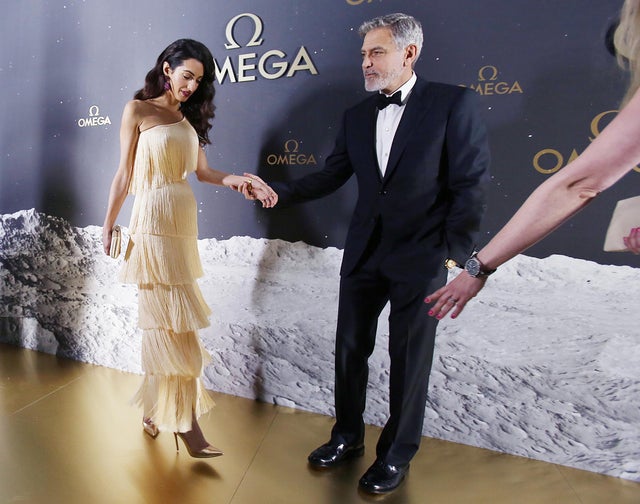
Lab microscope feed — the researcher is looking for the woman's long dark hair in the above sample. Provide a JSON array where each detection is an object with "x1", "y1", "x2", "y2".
[{"x1": 135, "y1": 39, "x2": 216, "y2": 145}]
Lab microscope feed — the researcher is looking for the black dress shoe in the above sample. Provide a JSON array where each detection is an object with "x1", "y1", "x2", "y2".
[
  {"x1": 308, "y1": 441, "x2": 365, "y2": 468},
  {"x1": 358, "y1": 459, "x2": 409, "y2": 494}
]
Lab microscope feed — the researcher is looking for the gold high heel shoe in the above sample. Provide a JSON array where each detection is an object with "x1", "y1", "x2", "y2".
[
  {"x1": 142, "y1": 418, "x2": 159, "y2": 439},
  {"x1": 173, "y1": 432, "x2": 223, "y2": 458}
]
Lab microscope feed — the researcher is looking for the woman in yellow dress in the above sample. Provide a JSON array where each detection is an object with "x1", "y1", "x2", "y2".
[{"x1": 102, "y1": 39, "x2": 277, "y2": 457}]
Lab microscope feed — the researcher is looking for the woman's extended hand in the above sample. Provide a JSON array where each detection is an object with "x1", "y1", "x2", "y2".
[
  {"x1": 623, "y1": 226, "x2": 640, "y2": 254},
  {"x1": 424, "y1": 271, "x2": 487, "y2": 320},
  {"x1": 102, "y1": 226, "x2": 112, "y2": 256},
  {"x1": 241, "y1": 173, "x2": 278, "y2": 208}
]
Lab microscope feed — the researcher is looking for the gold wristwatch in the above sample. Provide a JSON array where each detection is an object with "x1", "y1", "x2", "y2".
[{"x1": 444, "y1": 258, "x2": 461, "y2": 270}]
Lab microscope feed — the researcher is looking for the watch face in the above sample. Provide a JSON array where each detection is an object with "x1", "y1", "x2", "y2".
[{"x1": 465, "y1": 257, "x2": 481, "y2": 277}]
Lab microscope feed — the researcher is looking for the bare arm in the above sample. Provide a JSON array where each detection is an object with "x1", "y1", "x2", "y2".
[
  {"x1": 427, "y1": 86, "x2": 640, "y2": 319},
  {"x1": 102, "y1": 101, "x2": 140, "y2": 254},
  {"x1": 194, "y1": 149, "x2": 278, "y2": 207}
]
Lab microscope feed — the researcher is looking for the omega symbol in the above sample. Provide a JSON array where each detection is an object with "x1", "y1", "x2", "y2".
[
  {"x1": 225, "y1": 13, "x2": 264, "y2": 49},
  {"x1": 477, "y1": 65, "x2": 499, "y2": 82},
  {"x1": 77, "y1": 104, "x2": 111, "y2": 128},
  {"x1": 216, "y1": 12, "x2": 319, "y2": 84},
  {"x1": 533, "y1": 109, "x2": 640, "y2": 174},
  {"x1": 589, "y1": 110, "x2": 617, "y2": 141},
  {"x1": 266, "y1": 139, "x2": 317, "y2": 166},
  {"x1": 284, "y1": 139, "x2": 299, "y2": 153},
  {"x1": 462, "y1": 65, "x2": 522, "y2": 96}
]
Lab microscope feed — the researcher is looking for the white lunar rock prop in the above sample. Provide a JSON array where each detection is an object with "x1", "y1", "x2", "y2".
[{"x1": 1, "y1": 209, "x2": 639, "y2": 481}]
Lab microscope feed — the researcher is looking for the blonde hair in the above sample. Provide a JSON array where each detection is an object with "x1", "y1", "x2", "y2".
[{"x1": 615, "y1": 0, "x2": 640, "y2": 105}]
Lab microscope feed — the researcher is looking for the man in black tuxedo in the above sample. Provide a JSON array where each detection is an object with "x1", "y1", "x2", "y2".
[{"x1": 249, "y1": 12, "x2": 490, "y2": 494}]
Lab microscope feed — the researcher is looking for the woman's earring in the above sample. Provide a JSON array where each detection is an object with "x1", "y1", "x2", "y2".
[{"x1": 163, "y1": 78, "x2": 171, "y2": 91}]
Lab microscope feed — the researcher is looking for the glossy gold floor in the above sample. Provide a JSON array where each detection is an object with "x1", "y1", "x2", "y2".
[{"x1": 1, "y1": 343, "x2": 639, "y2": 504}]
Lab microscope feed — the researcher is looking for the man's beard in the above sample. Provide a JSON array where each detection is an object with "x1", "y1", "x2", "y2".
[{"x1": 364, "y1": 67, "x2": 401, "y2": 92}]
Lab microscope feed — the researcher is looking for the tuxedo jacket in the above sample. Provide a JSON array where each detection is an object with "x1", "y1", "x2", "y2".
[{"x1": 272, "y1": 77, "x2": 491, "y2": 282}]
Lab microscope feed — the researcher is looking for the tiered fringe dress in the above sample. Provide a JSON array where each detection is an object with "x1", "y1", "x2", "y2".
[{"x1": 120, "y1": 117, "x2": 215, "y2": 433}]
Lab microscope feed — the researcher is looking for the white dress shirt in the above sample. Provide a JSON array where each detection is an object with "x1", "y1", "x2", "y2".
[{"x1": 375, "y1": 73, "x2": 417, "y2": 176}]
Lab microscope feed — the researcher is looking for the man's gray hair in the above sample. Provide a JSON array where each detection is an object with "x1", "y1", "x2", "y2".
[{"x1": 358, "y1": 13, "x2": 423, "y2": 60}]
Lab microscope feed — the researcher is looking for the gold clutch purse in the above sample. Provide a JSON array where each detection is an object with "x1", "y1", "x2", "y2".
[{"x1": 109, "y1": 225, "x2": 122, "y2": 259}]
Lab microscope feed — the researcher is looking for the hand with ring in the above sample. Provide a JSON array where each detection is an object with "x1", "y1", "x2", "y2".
[
  {"x1": 424, "y1": 271, "x2": 487, "y2": 320},
  {"x1": 240, "y1": 173, "x2": 279, "y2": 208}
]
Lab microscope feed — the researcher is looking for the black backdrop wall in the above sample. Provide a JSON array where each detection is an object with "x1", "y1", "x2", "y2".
[{"x1": 2, "y1": 0, "x2": 637, "y2": 267}]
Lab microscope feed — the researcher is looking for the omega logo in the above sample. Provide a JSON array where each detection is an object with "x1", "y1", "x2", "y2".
[
  {"x1": 533, "y1": 110, "x2": 640, "y2": 174},
  {"x1": 77, "y1": 105, "x2": 112, "y2": 128},
  {"x1": 266, "y1": 139, "x2": 317, "y2": 166},
  {"x1": 461, "y1": 65, "x2": 523, "y2": 96},
  {"x1": 215, "y1": 13, "x2": 319, "y2": 84},
  {"x1": 224, "y1": 13, "x2": 264, "y2": 49}
]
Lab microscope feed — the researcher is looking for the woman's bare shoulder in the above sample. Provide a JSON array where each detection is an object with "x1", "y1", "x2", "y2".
[{"x1": 123, "y1": 99, "x2": 154, "y2": 120}]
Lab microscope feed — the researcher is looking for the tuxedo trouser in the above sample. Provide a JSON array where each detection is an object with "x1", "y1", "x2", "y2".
[{"x1": 330, "y1": 243, "x2": 445, "y2": 467}]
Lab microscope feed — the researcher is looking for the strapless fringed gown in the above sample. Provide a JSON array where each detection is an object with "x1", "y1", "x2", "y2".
[{"x1": 120, "y1": 118, "x2": 215, "y2": 433}]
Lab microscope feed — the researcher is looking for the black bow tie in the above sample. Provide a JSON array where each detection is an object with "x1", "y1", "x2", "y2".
[{"x1": 376, "y1": 92, "x2": 402, "y2": 110}]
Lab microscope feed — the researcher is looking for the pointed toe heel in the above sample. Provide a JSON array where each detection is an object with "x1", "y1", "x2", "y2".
[
  {"x1": 174, "y1": 432, "x2": 223, "y2": 458},
  {"x1": 142, "y1": 418, "x2": 159, "y2": 439}
]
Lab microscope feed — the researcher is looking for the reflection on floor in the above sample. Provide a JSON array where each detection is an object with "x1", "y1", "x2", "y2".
[{"x1": 1, "y1": 343, "x2": 639, "y2": 504}]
